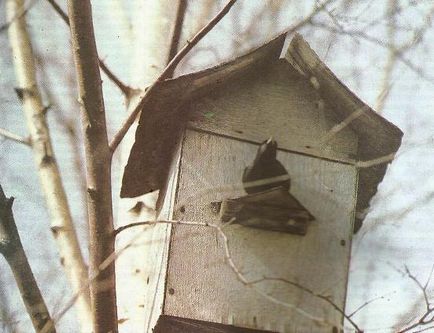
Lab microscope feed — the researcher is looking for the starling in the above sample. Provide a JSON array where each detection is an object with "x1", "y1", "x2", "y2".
[{"x1": 242, "y1": 138, "x2": 291, "y2": 194}]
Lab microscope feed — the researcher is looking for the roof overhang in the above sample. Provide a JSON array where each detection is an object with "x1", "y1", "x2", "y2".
[{"x1": 120, "y1": 32, "x2": 403, "y2": 228}]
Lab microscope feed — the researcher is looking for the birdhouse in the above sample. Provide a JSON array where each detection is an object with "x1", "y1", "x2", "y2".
[{"x1": 120, "y1": 33, "x2": 402, "y2": 332}]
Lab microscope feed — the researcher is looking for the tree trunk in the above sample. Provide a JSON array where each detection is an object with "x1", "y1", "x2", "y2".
[
  {"x1": 115, "y1": 2, "x2": 181, "y2": 331},
  {"x1": 6, "y1": 0, "x2": 92, "y2": 331},
  {"x1": 0, "y1": 185, "x2": 56, "y2": 333},
  {"x1": 115, "y1": 2, "x2": 218, "y2": 331},
  {"x1": 66, "y1": 1, "x2": 117, "y2": 332}
]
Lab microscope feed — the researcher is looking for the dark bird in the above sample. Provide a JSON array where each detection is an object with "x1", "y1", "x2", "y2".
[{"x1": 242, "y1": 138, "x2": 291, "y2": 194}]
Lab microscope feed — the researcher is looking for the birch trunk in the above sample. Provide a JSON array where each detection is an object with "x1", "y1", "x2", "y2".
[
  {"x1": 115, "y1": 2, "x2": 179, "y2": 331},
  {"x1": 6, "y1": 0, "x2": 92, "y2": 331},
  {"x1": 115, "y1": 2, "x2": 216, "y2": 331}
]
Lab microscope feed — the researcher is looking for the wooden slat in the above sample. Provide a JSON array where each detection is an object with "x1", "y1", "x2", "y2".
[
  {"x1": 164, "y1": 130, "x2": 357, "y2": 332},
  {"x1": 155, "y1": 315, "x2": 277, "y2": 333}
]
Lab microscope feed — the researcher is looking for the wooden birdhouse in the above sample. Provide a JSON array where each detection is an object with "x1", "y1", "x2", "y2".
[{"x1": 120, "y1": 33, "x2": 402, "y2": 332}]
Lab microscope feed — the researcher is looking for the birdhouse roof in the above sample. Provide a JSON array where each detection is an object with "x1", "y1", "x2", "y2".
[{"x1": 121, "y1": 32, "x2": 403, "y2": 226}]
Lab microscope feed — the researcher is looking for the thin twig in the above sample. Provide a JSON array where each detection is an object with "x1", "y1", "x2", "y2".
[
  {"x1": 404, "y1": 265, "x2": 431, "y2": 312},
  {"x1": 113, "y1": 219, "x2": 202, "y2": 237},
  {"x1": 258, "y1": 277, "x2": 363, "y2": 332},
  {"x1": 45, "y1": 0, "x2": 132, "y2": 96},
  {"x1": 397, "y1": 265, "x2": 434, "y2": 333},
  {"x1": 166, "y1": 0, "x2": 188, "y2": 69},
  {"x1": 375, "y1": 0, "x2": 398, "y2": 113},
  {"x1": 109, "y1": 0, "x2": 239, "y2": 153},
  {"x1": 424, "y1": 265, "x2": 434, "y2": 290},
  {"x1": 348, "y1": 292, "x2": 394, "y2": 318},
  {"x1": 0, "y1": 128, "x2": 31, "y2": 146},
  {"x1": 414, "y1": 325, "x2": 434, "y2": 333},
  {"x1": 310, "y1": 21, "x2": 434, "y2": 85},
  {"x1": 318, "y1": 105, "x2": 370, "y2": 146},
  {"x1": 355, "y1": 153, "x2": 396, "y2": 168}
]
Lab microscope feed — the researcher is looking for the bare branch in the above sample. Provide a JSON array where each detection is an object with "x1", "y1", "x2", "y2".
[
  {"x1": 0, "y1": 185, "x2": 56, "y2": 333},
  {"x1": 414, "y1": 325, "x2": 434, "y2": 333},
  {"x1": 167, "y1": 0, "x2": 188, "y2": 68},
  {"x1": 257, "y1": 276, "x2": 363, "y2": 332},
  {"x1": 404, "y1": 265, "x2": 431, "y2": 312},
  {"x1": 310, "y1": 21, "x2": 434, "y2": 85},
  {"x1": 109, "y1": 0, "x2": 239, "y2": 153},
  {"x1": 397, "y1": 265, "x2": 434, "y2": 333},
  {"x1": 319, "y1": 105, "x2": 369, "y2": 146},
  {"x1": 424, "y1": 265, "x2": 434, "y2": 290},
  {"x1": 45, "y1": 0, "x2": 132, "y2": 96},
  {"x1": 355, "y1": 153, "x2": 396, "y2": 168},
  {"x1": 0, "y1": 128, "x2": 31, "y2": 146},
  {"x1": 348, "y1": 293, "x2": 393, "y2": 318},
  {"x1": 375, "y1": 0, "x2": 398, "y2": 113}
]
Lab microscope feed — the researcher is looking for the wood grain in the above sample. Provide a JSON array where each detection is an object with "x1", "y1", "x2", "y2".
[
  {"x1": 188, "y1": 60, "x2": 358, "y2": 163},
  {"x1": 155, "y1": 315, "x2": 277, "y2": 332},
  {"x1": 164, "y1": 130, "x2": 357, "y2": 332}
]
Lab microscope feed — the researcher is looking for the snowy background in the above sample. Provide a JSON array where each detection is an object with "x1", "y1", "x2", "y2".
[{"x1": 1, "y1": 0, "x2": 434, "y2": 332}]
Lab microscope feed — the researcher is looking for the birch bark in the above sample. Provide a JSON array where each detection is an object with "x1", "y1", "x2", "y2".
[{"x1": 6, "y1": 1, "x2": 92, "y2": 331}]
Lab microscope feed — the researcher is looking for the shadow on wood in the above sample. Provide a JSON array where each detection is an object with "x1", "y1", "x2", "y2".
[
  {"x1": 154, "y1": 315, "x2": 277, "y2": 333},
  {"x1": 212, "y1": 186, "x2": 314, "y2": 235}
]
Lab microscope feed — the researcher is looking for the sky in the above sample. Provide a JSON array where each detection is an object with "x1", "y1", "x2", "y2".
[{"x1": 2, "y1": 0, "x2": 434, "y2": 332}]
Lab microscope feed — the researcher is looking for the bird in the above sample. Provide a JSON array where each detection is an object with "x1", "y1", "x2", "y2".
[{"x1": 242, "y1": 137, "x2": 291, "y2": 194}]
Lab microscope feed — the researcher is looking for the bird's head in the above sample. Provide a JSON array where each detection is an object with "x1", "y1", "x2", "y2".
[{"x1": 255, "y1": 137, "x2": 277, "y2": 162}]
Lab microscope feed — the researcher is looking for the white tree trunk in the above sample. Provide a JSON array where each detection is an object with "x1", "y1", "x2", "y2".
[
  {"x1": 115, "y1": 1, "x2": 217, "y2": 331},
  {"x1": 6, "y1": 1, "x2": 92, "y2": 331},
  {"x1": 115, "y1": 1, "x2": 179, "y2": 332}
]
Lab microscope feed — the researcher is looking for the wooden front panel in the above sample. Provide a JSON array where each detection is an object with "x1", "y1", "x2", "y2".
[{"x1": 164, "y1": 130, "x2": 357, "y2": 332}]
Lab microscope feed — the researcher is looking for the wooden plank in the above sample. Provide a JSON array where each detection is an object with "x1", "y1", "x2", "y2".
[
  {"x1": 164, "y1": 130, "x2": 357, "y2": 332},
  {"x1": 155, "y1": 315, "x2": 277, "y2": 333},
  {"x1": 188, "y1": 60, "x2": 358, "y2": 163}
]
